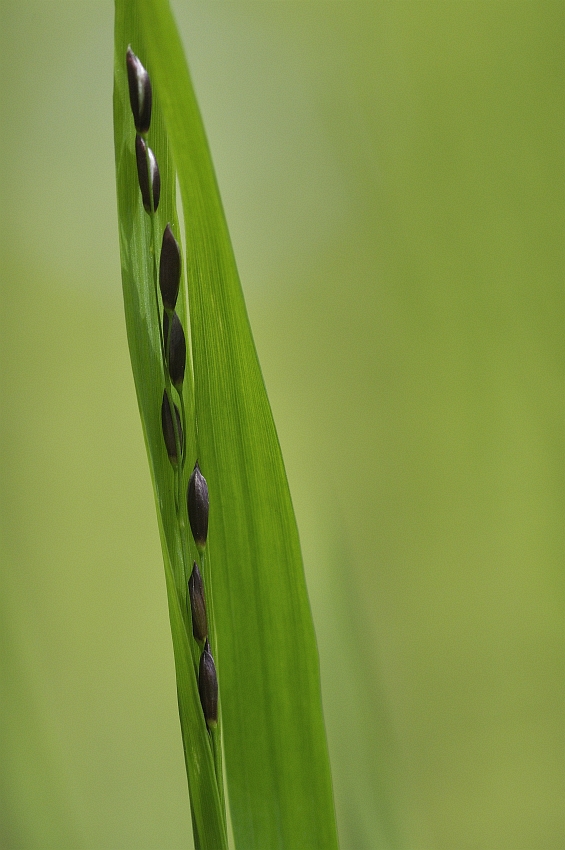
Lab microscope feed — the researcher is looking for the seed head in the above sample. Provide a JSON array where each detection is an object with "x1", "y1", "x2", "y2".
[
  {"x1": 198, "y1": 639, "x2": 218, "y2": 728},
  {"x1": 167, "y1": 312, "x2": 186, "y2": 390},
  {"x1": 161, "y1": 390, "x2": 183, "y2": 466},
  {"x1": 187, "y1": 461, "x2": 209, "y2": 550},
  {"x1": 126, "y1": 48, "x2": 152, "y2": 134},
  {"x1": 188, "y1": 562, "x2": 208, "y2": 642},
  {"x1": 135, "y1": 134, "x2": 160, "y2": 213},
  {"x1": 159, "y1": 225, "x2": 181, "y2": 311}
]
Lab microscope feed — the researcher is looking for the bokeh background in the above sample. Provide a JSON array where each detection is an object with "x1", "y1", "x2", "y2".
[{"x1": 1, "y1": 3, "x2": 563, "y2": 849}]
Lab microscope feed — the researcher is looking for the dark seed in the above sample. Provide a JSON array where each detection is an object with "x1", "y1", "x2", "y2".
[
  {"x1": 135, "y1": 134, "x2": 160, "y2": 213},
  {"x1": 126, "y1": 48, "x2": 152, "y2": 134},
  {"x1": 163, "y1": 309, "x2": 169, "y2": 345},
  {"x1": 161, "y1": 390, "x2": 183, "y2": 466},
  {"x1": 168, "y1": 312, "x2": 186, "y2": 390},
  {"x1": 188, "y1": 562, "x2": 208, "y2": 641},
  {"x1": 159, "y1": 225, "x2": 181, "y2": 311},
  {"x1": 198, "y1": 639, "x2": 218, "y2": 728},
  {"x1": 187, "y1": 461, "x2": 209, "y2": 550}
]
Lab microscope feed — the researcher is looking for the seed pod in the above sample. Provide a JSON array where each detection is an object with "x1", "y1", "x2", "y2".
[
  {"x1": 135, "y1": 134, "x2": 161, "y2": 213},
  {"x1": 159, "y1": 225, "x2": 181, "y2": 311},
  {"x1": 167, "y1": 312, "x2": 186, "y2": 390},
  {"x1": 161, "y1": 390, "x2": 183, "y2": 466},
  {"x1": 126, "y1": 48, "x2": 152, "y2": 134},
  {"x1": 188, "y1": 562, "x2": 208, "y2": 641},
  {"x1": 198, "y1": 639, "x2": 218, "y2": 728},
  {"x1": 187, "y1": 461, "x2": 209, "y2": 550}
]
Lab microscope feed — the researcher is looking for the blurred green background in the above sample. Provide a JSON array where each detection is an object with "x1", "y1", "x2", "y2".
[{"x1": 1, "y1": 2, "x2": 563, "y2": 848}]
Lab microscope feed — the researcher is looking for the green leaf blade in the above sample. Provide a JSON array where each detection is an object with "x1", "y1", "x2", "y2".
[
  {"x1": 137, "y1": 3, "x2": 339, "y2": 848},
  {"x1": 113, "y1": 4, "x2": 228, "y2": 849}
]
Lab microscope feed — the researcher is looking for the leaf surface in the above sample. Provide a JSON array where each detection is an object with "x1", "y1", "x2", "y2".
[
  {"x1": 115, "y1": 2, "x2": 338, "y2": 848},
  {"x1": 114, "y1": 6, "x2": 226, "y2": 850}
]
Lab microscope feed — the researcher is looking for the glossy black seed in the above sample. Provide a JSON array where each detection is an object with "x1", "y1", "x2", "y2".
[
  {"x1": 135, "y1": 134, "x2": 160, "y2": 213},
  {"x1": 188, "y1": 562, "x2": 208, "y2": 642},
  {"x1": 159, "y1": 225, "x2": 181, "y2": 311},
  {"x1": 161, "y1": 390, "x2": 183, "y2": 466},
  {"x1": 187, "y1": 461, "x2": 209, "y2": 550},
  {"x1": 198, "y1": 639, "x2": 218, "y2": 728},
  {"x1": 126, "y1": 48, "x2": 152, "y2": 134},
  {"x1": 167, "y1": 312, "x2": 186, "y2": 390}
]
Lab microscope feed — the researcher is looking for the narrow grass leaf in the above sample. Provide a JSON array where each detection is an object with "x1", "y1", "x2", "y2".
[
  {"x1": 113, "y1": 5, "x2": 227, "y2": 849},
  {"x1": 134, "y1": 3, "x2": 339, "y2": 849}
]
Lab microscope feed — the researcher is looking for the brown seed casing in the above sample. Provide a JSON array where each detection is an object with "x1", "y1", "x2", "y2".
[
  {"x1": 126, "y1": 48, "x2": 152, "y2": 134},
  {"x1": 161, "y1": 390, "x2": 183, "y2": 466},
  {"x1": 198, "y1": 639, "x2": 218, "y2": 727},
  {"x1": 135, "y1": 134, "x2": 161, "y2": 213},
  {"x1": 159, "y1": 225, "x2": 181, "y2": 311},
  {"x1": 187, "y1": 461, "x2": 209, "y2": 550},
  {"x1": 188, "y1": 562, "x2": 208, "y2": 641}
]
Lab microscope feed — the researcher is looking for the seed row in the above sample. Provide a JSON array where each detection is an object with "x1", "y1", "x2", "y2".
[
  {"x1": 126, "y1": 47, "x2": 218, "y2": 732},
  {"x1": 188, "y1": 464, "x2": 218, "y2": 728}
]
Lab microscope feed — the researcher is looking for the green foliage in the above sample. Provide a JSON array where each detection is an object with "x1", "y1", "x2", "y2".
[
  {"x1": 2, "y1": 4, "x2": 562, "y2": 849},
  {"x1": 113, "y1": 2, "x2": 338, "y2": 848}
]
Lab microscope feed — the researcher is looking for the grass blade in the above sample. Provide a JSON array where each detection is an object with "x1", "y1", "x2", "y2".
[
  {"x1": 114, "y1": 5, "x2": 227, "y2": 849},
  {"x1": 115, "y1": 1, "x2": 338, "y2": 847}
]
